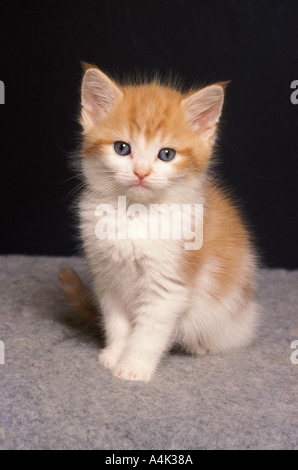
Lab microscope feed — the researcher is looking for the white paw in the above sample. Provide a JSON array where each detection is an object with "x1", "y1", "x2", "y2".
[
  {"x1": 113, "y1": 359, "x2": 154, "y2": 382},
  {"x1": 98, "y1": 348, "x2": 121, "y2": 370}
]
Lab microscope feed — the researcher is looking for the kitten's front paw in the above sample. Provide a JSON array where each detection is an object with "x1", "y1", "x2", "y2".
[
  {"x1": 113, "y1": 359, "x2": 154, "y2": 382},
  {"x1": 98, "y1": 348, "x2": 121, "y2": 370}
]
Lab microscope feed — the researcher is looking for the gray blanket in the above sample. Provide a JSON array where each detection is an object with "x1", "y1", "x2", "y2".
[{"x1": 0, "y1": 255, "x2": 297, "y2": 450}]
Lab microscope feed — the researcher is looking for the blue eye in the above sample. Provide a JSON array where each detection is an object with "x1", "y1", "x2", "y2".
[
  {"x1": 158, "y1": 148, "x2": 176, "y2": 162},
  {"x1": 114, "y1": 141, "x2": 131, "y2": 156}
]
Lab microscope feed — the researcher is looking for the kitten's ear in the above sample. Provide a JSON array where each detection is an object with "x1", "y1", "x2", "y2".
[
  {"x1": 182, "y1": 83, "x2": 225, "y2": 143},
  {"x1": 81, "y1": 64, "x2": 122, "y2": 132}
]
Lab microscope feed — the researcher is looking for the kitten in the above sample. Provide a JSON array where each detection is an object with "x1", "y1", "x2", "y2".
[{"x1": 59, "y1": 64, "x2": 259, "y2": 381}]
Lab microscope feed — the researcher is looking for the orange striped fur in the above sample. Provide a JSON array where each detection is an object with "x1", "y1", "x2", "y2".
[{"x1": 60, "y1": 65, "x2": 259, "y2": 381}]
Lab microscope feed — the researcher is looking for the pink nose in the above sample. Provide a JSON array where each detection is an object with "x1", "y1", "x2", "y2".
[{"x1": 133, "y1": 168, "x2": 151, "y2": 180}]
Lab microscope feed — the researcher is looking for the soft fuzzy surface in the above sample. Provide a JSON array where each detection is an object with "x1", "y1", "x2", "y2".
[{"x1": 0, "y1": 255, "x2": 297, "y2": 450}]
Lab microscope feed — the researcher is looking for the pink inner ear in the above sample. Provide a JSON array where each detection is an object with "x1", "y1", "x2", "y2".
[
  {"x1": 83, "y1": 85, "x2": 110, "y2": 123},
  {"x1": 195, "y1": 104, "x2": 220, "y2": 133},
  {"x1": 183, "y1": 85, "x2": 224, "y2": 137},
  {"x1": 81, "y1": 68, "x2": 122, "y2": 130},
  {"x1": 83, "y1": 74, "x2": 115, "y2": 118}
]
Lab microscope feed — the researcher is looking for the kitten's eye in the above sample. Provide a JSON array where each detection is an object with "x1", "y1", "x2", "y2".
[
  {"x1": 158, "y1": 148, "x2": 176, "y2": 162},
  {"x1": 114, "y1": 141, "x2": 131, "y2": 156}
]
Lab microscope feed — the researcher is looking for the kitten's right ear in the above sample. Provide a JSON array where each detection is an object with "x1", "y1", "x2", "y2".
[{"x1": 81, "y1": 64, "x2": 122, "y2": 132}]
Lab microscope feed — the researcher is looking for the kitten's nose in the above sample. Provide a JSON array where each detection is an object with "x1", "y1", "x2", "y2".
[{"x1": 133, "y1": 168, "x2": 151, "y2": 180}]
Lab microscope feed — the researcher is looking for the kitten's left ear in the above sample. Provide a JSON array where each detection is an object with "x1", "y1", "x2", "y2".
[{"x1": 182, "y1": 83, "x2": 226, "y2": 144}]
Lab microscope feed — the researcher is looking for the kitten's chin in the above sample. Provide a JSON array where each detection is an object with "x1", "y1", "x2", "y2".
[{"x1": 126, "y1": 182, "x2": 155, "y2": 200}]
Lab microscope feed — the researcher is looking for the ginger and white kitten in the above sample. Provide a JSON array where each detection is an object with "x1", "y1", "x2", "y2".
[{"x1": 60, "y1": 64, "x2": 259, "y2": 381}]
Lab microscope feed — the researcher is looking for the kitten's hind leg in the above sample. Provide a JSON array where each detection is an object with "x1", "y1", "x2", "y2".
[
  {"x1": 179, "y1": 339, "x2": 213, "y2": 356},
  {"x1": 195, "y1": 344, "x2": 212, "y2": 355}
]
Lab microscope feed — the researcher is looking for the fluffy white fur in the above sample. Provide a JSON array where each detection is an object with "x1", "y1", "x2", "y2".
[{"x1": 77, "y1": 67, "x2": 258, "y2": 381}]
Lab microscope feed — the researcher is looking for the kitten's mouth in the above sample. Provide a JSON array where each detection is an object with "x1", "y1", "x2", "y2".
[{"x1": 128, "y1": 181, "x2": 152, "y2": 192}]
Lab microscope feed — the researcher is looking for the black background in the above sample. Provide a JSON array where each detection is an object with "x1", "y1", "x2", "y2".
[{"x1": 0, "y1": 0, "x2": 297, "y2": 268}]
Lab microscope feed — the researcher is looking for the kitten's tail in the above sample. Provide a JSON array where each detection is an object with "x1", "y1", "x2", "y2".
[{"x1": 58, "y1": 268, "x2": 98, "y2": 324}]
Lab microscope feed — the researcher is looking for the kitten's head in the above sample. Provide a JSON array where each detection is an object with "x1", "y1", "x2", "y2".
[{"x1": 80, "y1": 64, "x2": 225, "y2": 202}]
